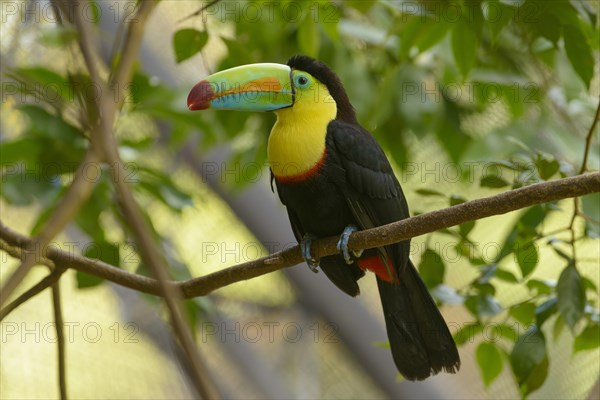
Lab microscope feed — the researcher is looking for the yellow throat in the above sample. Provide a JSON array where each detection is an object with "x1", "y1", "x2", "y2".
[{"x1": 268, "y1": 82, "x2": 337, "y2": 179}]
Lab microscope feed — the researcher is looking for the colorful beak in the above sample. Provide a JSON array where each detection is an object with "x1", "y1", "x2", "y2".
[{"x1": 187, "y1": 63, "x2": 294, "y2": 112}]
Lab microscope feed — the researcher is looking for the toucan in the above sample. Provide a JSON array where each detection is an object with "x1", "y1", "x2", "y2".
[{"x1": 188, "y1": 55, "x2": 460, "y2": 381}]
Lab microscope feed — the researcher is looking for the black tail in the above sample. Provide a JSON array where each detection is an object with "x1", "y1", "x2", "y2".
[{"x1": 376, "y1": 260, "x2": 460, "y2": 381}]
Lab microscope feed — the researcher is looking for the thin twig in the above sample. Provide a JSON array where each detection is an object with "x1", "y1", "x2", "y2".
[
  {"x1": 1, "y1": 173, "x2": 598, "y2": 302},
  {"x1": 109, "y1": 0, "x2": 159, "y2": 106},
  {"x1": 178, "y1": 0, "x2": 222, "y2": 23},
  {"x1": 0, "y1": 266, "x2": 67, "y2": 321},
  {"x1": 52, "y1": 281, "x2": 67, "y2": 400},
  {"x1": 70, "y1": 0, "x2": 102, "y2": 90},
  {"x1": 568, "y1": 97, "x2": 600, "y2": 268},
  {"x1": 579, "y1": 98, "x2": 600, "y2": 175}
]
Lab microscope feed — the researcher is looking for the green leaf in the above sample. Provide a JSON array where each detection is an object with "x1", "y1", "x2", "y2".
[
  {"x1": 418, "y1": 249, "x2": 445, "y2": 288},
  {"x1": 6, "y1": 66, "x2": 72, "y2": 103},
  {"x1": 551, "y1": 245, "x2": 572, "y2": 261},
  {"x1": 582, "y1": 276, "x2": 599, "y2": 293},
  {"x1": 496, "y1": 323, "x2": 519, "y2": 342},
  {"x1": 77, "y1": 241, "x2": 120, "y2": 288},
  {"x1": 1, "y1": 169, "x2": 59, "y2": 206},
  {"x1": 459, "y1": 220, "x2": 476, "y2": 238},
  {"x1": 415, "y1": 188, "x2": 445, "y2": 197},
  {"x1": 574, "y1": 323, "x2": 600, "y2": 353},
  {"x1": 553, "y1": 315, "x2": 566, "y2": 341},
  {"x1": 497, "y1": 205, "x2": 546, "y2": 261},
  {"x1": 516, "y1": 241, "x2": 539, "y2": 278},
  {"x1": 398, "y1": 15, "x2": 450, "y2": 57},
  {"x1": 495, "y1": 268, "x2": 519, "y2": 283},
  {"x1": 30, "y1": 200, "x2": 58, "y2": 236},
  {"x1": 173, "y1": 29, "x2": 208, "y2": 63},
  {"x1": 346, "y1": 0, "x2": 375, "y2": 12},
  {"x1": 557, "y1": 265, "x2": 586, "y2": 330},
  {"x1": 535, "y1": 153, "x2": 559, "y2": 180},
  {"x1": 75, "y1": 178, "x2": 110, "y2": 242},
  {"x1": 449, "y1": 194, "x2": 467, "y2": 206},
  {"x1": 76, "y1": 271, "x2": 104, "y2": 289},
  {"x1": 480, "y1": 174, "x2": 510, "y2": 188},
  {"x1": 436, "y1": 95, "x2": 472, "y2": 162},
  {"x1": 563, "y1": 25, "x2": 594, "y2": 88},
  {"x1": 0, "y1": 138, "x2": 41, "y2": 167},
  {"x1": 521, "y1": 355, "x2": 549, "y2": 398},
  {"x1": 476, "y1": 342, "x2": 503, "y2": 387},
  {"x1": 465, "y1": 294, "x2": 503, "y2": 318},
  {"x1": 318, "y1": 3, "x2": 340, "y2": 42},
  {"x1": 17, "y1": 104, "x2": 82, "y2": 140},
  {"x1": 451, "y1": 20, "x2": 479, "y2": 77},
  {"x1": 510, "y1": 326, "x2": 548, "y2": 397},
  {"x1": 474, "y1": 282, "x2": 496, "y2": 296},
  {"x1": 531, "y1": 11, "x2": 561, "y2": 44},
  {"x1": 453, "y1": 323, "x2": 483, "y2": 345},
  {"x1": 298, "y1": 16, "x2": 320, "y2": 57},
  {"x1": 510, "y1": 302, "x2": 536, "y2": 325},
  {"x1": 129, "y1": 70, "x2": 176, "y2": 107},
  {"x1": 527, "y1": 279, "x2": 554, "y2": 295},
  {"x1": 83, "y1": 241, "x2": 120, "y2": 267},
  {"x1": 38, "y1": 26, "x2": 78, "y2": 47},
  {"x1": 535, "y1": 297, "x2": 558, "y2": 327},
  {"x1": 484, "y1": 0, "x2": 515, "y2": 43},
  {"x1": 413, "y1": 19, "x2": 450, "y2": 53},
  {"x1": 136, "y1": 168, "x2": 193, "y2": 213}
]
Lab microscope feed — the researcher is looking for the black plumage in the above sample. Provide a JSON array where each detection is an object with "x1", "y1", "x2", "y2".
[{"x1": 272, "y1": 55, "x2": 460, "y2": 380}]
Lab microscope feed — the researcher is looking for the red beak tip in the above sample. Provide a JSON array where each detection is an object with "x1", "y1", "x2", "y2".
[{"x1": 187, "y1": 80, "x2": 214, "y2": 111}]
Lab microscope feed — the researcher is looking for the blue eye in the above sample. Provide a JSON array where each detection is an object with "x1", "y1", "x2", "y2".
[{"x1": 295, "y1": 74, "x2": 310, "y2": 88}]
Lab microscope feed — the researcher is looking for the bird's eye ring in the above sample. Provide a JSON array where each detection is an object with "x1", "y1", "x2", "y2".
[{"x1": 295, "y1": 74, "x2": 310, "y2": 88}]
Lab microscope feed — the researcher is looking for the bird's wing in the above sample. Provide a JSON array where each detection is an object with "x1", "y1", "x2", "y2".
[
  {"x1": 327, "y1": 120, "x2": 411, "y2": 277},
  {"x1": 271, "y1": 170, "x2": 364, "y2": 296}
]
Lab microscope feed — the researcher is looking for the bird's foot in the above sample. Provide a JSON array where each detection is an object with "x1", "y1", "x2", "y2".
[
  {"x1": 337, "y1": 225, "x2": 362, "y2": 264},
  {"x1": 301, "y1": 233, "x2": 320, "y2": 273}
]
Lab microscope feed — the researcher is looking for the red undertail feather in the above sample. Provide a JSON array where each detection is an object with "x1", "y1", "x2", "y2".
[{"x1": 357, "y1": 255, "x2": 395, "y2": 282}]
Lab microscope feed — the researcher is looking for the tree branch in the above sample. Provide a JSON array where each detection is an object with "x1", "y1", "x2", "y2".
[
  {"x1": 72, "y1": 1, "x2": 220, "y2": 398},
  {"x1": 1, "y1": 173, "x2": 598, "y2": 303}
]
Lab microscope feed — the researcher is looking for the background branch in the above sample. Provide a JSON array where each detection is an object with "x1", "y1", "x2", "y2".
[
  {"x1": 0, "y1": 266, "x2": 66, "y2": 321},
  {"x1": 2, "y1": 172, "x2": 598, "y2": 304},
  {"x1": 0, "y1": 149, "x2": 100, "y2": 306},
  {"x1": 109, "y1": 0, "x2": 158, "y2": 106},
  {"x1": 52, "y1": 281, "x2": 67, "y2": 400},
  {"x1": 569, "y1": 98, "x2": 599, "y2": 268},
  {"x1": 579, "y1": 99, "x2": 600, "y2": 175},
  {"x1": 71, "y1": 1, "x2": 220, "y2": 398}
]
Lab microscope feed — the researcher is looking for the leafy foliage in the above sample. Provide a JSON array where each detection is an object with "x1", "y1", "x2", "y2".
[{"x1": 173, "y1": 29, "x2": 209, "y2": 63}]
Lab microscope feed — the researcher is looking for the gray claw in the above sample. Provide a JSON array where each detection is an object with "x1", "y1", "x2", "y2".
[
  {"x1": 337, "y1": 225, "x2": 360, "y2": 264},
  {"x1": 301, "y1": 234, "x2": 320, "y2": 273}
]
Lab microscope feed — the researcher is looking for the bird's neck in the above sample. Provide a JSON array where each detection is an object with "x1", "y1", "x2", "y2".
[{"x1": 268, "y1": 88, "x2": 337, "y2": 181}]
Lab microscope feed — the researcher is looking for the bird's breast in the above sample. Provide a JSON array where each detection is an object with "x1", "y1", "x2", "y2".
[{"x1": 268, "y1": 99, "x2": 335, "y2": 180}]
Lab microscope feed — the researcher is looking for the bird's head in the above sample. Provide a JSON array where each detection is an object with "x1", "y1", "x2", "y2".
[{"x1": 187, "y1": 55, "x2": 356, "y2": 124}]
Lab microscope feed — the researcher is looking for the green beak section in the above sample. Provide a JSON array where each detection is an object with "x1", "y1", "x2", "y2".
[{"x1": 187, "y1": 63, "x2": 294, "y2": 112}]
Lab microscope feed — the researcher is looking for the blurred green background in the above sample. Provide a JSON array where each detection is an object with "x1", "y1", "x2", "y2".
[{"x1": 1, "y1": 0, "x2": 599, "y2": 398}]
